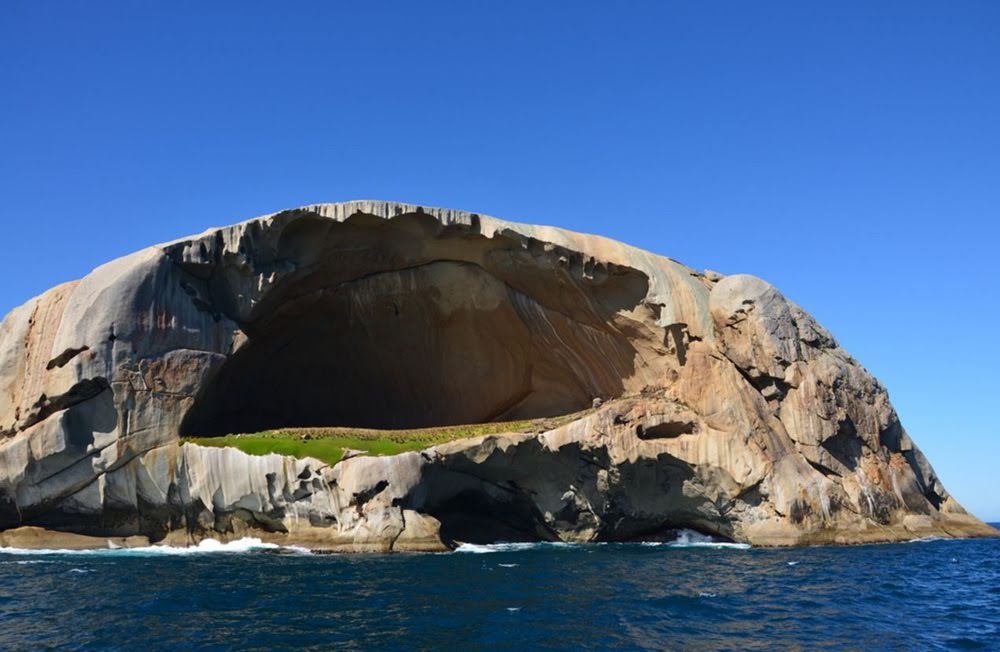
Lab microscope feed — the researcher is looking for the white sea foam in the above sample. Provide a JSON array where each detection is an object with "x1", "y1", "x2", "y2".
[
  {"x1": 454, "y1": 542, "x2": 572, "y2": 554},
  {"x1": 0, "y1": 537, "x2": 312, "y2": 557},
  {"x1": 666, "y1": 529, "x2": 751, "y2": 550},
  {"x1": 454, "y1": 531, "x2": 750, "y2": 553},
  {"x1": 0, "y1": 559, "x2": 57, "y2": 565}
]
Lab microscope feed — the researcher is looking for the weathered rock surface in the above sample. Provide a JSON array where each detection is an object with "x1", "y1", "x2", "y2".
[
  {"x1": 0, "y1": 526, "x2": 149, "y2": 550},
  {"x1": 0, "y1": 200, "x2": 993, "y2": 550}
]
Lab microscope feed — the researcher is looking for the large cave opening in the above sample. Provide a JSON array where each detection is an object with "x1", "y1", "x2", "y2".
[{"x1": 180, "y1": 222, "x2": 650, "y2": 436}]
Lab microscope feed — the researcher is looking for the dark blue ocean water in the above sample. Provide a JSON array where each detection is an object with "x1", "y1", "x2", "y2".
[{"x1": 1, "y1": 527, "x2": 998, "y2": 651}]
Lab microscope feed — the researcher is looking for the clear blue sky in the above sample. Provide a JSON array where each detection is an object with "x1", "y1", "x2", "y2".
[{"x1": 2, "y1": 2, "x2": 997, "y2": 519}]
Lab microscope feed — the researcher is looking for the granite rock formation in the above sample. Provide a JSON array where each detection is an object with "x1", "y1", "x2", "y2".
[{"x1": 0, "y1": 201, "x2": 993, "y2": 550}]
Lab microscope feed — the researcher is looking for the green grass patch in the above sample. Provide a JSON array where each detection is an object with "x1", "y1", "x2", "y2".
[
  {"x1": 182, "y1": 435, "x2": 426, "y2": 466},
  {"x1": 181, "y1": 411, "x2": 587, "y2": 467}
]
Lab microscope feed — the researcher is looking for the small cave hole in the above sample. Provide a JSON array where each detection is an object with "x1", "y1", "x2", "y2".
[{"x1": 635, "y1": 421, "x2": 696, "y2": 440}]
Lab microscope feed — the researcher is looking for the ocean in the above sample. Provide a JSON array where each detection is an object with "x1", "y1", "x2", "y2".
[{"x1": 1, "y1": 527, "x2": 997, "y2": 651}]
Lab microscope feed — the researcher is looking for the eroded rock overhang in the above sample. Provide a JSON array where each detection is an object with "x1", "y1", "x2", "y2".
[{"x1": 172, "y1": 206, "x2": 683, "y2": 434}]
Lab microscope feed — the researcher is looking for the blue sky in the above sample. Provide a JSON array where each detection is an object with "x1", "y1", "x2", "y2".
[{"x1": 2, "y1": 2, "x2": 998, "y2": 519}]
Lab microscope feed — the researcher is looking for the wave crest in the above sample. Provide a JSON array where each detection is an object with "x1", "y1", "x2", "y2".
[
  {"x1": 667, "y1": 529, "x2": 751, "y2": 549},
  {"x1": 453, "y1": 530, "x2": 750, "y2": 553},
  {"x1": 0, "y1": 537, "x2": 312, "y2": 557}
]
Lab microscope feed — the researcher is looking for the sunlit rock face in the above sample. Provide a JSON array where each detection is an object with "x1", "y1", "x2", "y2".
[{"x1": 0, "y1": 200, "x2": 993, "y2": 550}]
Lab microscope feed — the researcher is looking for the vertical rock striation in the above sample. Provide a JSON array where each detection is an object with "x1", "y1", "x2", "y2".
[{"x1": 0, "y1": 201, "x2": 993, "y2": 549}]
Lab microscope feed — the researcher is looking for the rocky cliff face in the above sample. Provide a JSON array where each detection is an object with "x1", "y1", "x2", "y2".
[{"x1": 0, "y1": 201, "x2": 993, "y2": 550}]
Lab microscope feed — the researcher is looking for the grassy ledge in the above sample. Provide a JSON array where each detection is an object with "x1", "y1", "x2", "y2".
[{"x1": 181, "y1": 412, "x2": 588, "y2": 467}]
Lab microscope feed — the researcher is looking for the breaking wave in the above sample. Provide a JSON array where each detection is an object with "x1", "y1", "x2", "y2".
[
  {"x1": 4, "y1": 530, "x2": 750, "y2": 557},
  {"x1": 666, "y1": 529, "x2": 752, "y2": 550},
  {"x1": 453, "y1": 530, "x2": 750, "y2": 553},
  {"x1": 0, "y1": 537, "x2": 312, "y2": 557},
  {"x1": 637, "y1": 530, "x2": 751, "y2": 549},
  {"x1": 905, "y1": 536, "x2": 949, "y2": 544},
  {"x1": 454, "y1": 542, "x2": 573, "y2": 554}
]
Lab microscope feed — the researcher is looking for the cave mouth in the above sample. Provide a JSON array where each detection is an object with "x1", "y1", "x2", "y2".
[
  {"x1": 427, "y1": 489, "x2": 736, "y2": 547},
  {"x1": 180, "y1": 258, "x2": 644, "y2": 436},
  {"x1": 431, "y1": 489, "x2": 552, "y2": 545}
]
